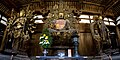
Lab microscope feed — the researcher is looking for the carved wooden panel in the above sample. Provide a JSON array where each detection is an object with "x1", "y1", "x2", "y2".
[
  {"x1": 74, "y1": 23, "x2": 96, "y2": 55},
  {"x1": 78, "y1": 23, "x2": 91, "y2": 33},
  {"x1": 78, "y1": 33, "x2": 94, "y2": 55}
]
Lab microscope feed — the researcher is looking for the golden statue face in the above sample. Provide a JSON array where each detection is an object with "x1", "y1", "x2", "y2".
[
  {"x1": 99, "y1": 16, "x2": 102, "y2": 20},
  {"x1": 20, "y1": 10, "x2": 25, "y2": 17},
  {"x1": 93, "y1": 15, "x2": 99, "y2": 21}
]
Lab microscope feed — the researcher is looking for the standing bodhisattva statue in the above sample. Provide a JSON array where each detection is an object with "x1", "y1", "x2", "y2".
[{"x1": 90, "y1": 16, "x2": 111, "y2": 54}]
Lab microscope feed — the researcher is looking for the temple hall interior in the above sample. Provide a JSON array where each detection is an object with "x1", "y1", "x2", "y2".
[{"x1": 0, "y1": 0, "x2": 120, "y2": 60}]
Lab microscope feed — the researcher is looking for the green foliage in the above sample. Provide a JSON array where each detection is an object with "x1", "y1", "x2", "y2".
[{"x1": 39, "y1": 28, "x2": 52, "y2": 48}]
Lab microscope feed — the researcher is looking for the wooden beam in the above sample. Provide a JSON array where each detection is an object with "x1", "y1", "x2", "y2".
[
  {"x1": 3, "y1": 0, "x2": 17, "y2": 9},
  {"x1": 105, "y1": 0, "x2": 119, "y2": 11},
  {"x1": 83, "y1": 1, "x2": 104, "y2": 7},
  {"x1": 103, "y1": 0, "x2": 119, "y2": 15},
  {"x1": 80, "y1": 10, "x2": 114, "y2": 16}
]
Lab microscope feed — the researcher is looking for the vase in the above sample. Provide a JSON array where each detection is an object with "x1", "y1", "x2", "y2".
[{"x1": 43, "y1": 49, "x2": 48, "y2": 56}]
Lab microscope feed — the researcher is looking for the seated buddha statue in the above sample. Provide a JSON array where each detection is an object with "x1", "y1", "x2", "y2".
[{"x1": 47, "y1": 19, "x2": 75, "y2": 46}]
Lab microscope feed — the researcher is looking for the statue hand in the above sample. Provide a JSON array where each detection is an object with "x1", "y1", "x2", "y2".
[{"x1": 94, "y1": 35, "x2": 101, "y2": 41}]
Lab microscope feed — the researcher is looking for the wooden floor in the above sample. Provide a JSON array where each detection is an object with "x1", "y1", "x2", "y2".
[
  {"x1": 0, "y1": 53, "x2": 120, "y2": 60},
  {"x1": 0, "y1": 54, "x2": 30, "y2": 60}
]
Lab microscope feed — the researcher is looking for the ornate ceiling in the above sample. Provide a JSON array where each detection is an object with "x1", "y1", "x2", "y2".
[{"x1": 0, "y1": 0, "x2": 120, "y2": 20}]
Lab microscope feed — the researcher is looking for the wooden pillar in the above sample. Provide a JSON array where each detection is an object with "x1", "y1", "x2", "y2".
[
  {"x1": 116, "y1": 26, "x2": 120, "y2": 46},
  {"x1": 0, "y1": 28, "x2": 7, "y2": 51}
]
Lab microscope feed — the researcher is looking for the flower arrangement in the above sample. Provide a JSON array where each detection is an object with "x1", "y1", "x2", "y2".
[{"x1": 39, "y1": 28, "x2": 52, "y2": 48}]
